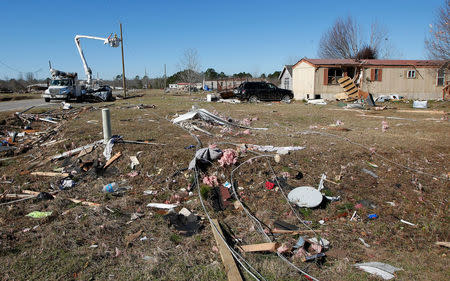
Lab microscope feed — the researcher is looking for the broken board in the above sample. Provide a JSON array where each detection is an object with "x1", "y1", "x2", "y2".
[{"x1": 210, "y1": 219, "x2": 243, "y2": 281}]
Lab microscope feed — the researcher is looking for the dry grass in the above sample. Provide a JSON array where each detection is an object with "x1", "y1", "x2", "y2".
[{"x1": 0, "y1": 90, "x2": 449, "y2": 280}]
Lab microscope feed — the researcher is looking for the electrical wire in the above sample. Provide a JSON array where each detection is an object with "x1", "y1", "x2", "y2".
[{"x1": 230, "y1": 155, "x2": 320, "y2": 281}]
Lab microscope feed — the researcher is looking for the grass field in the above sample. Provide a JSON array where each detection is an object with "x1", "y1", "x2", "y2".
[{"x1": 0, "y1": 90, "x2": 448, "y2": 280}]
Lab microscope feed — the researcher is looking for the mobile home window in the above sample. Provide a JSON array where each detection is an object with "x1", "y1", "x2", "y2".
[
  {"x1": 328, "y1": 68, "x2": 343, "y2": 84},
  {"x1": 407, "y1": 70, "x2": 416, "y2": 79},
  {"x1": 437, "y1": 69, "x2": 445, "y2": 86},
  {"x1": 374, "y1": 69, "x2": 380, "y2": 81}
]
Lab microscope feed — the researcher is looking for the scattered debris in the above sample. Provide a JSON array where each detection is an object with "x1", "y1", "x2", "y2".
[
  {"x1": 147, "y1": 203, "x2": 178, "y2": 209},
  {"x1": 26, "y1": 211, "x2": 52, "y2": 218},
  {"x1": 104, "y1": 151, "x2": 122, "y2": 169},
  {"x1": 368, "y1": 214, "x2": 379, "y2": 220},
  {"x1": 307, "y1": 99, "x2": 327, "y2": 105},
  {"x1": 125, "y1": 229, "x2": 143, "y2": 247},
  {"x1": 288, "y1": 186, "x2": 323, "y2": 208},
  {"x1": 381, "y1": 121, "x2": 389, "y2": 132},
  {"x1": 218, "y1": 149, "x2": 238, "y2": 166},
  {"x1": 164, "y1": 212, "x2": 201, "y2": 236},
  {"x1": 435, "y1": 241, "x2": 450, "y2": 248},
  {"x1": 359, "y1": 238, "x2": 371, "y2": 248},
  {"x1": 210, "y1": 219, "x2": 243, "y2": 281},
  {"x1": 241, "y1": 242, "x2": 279, "y2": 253},
  {"x1": 400, "y1": 219, "x2": 416, "y2": 226},
  {"x1": 354, "y1": 262, "x2": 402, "y2": 280},
  {"x1": 413, "y1": 100, "x2": 427, "y2": 109},
  {"x1": 31, "y1": 171, "x2": 69, "y2": 177},
  {"x1": 129, "y1": 155, "x2": 140, "y2": 169},
  {"x1": 250, "y1": 145, "x2": 305, "y2": 154},
  {"x1": 188, "y1": 147, "x2": 223, "y2": 170},
  {"x1": 362, "y1": 168, "x2": 378, "y2": 179}
]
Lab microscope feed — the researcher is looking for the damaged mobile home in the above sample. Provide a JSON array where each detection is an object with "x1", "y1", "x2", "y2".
[{"x1": 292, "y1": 58, "x2": 449, "y2": 100}]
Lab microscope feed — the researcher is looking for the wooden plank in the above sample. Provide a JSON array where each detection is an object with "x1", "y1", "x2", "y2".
[
  {"x1": 5, "y1": 194, "x2": 34, "y2": 199},
  {"x1": 68, "y1": 198, "x2": 100, "y2": 207},
  {"x1": 241, "y1": 242, "x2": 279, "y2": 253},
  {"x1": 77, "y1": 146, "x2": 94, "y2": 158},
  {"x1": 104, "y1": 152, "x2": 122, "y2": 169},
  {"x1": 31, "y1": 172, "x2": 69, "y2": 177},
  {"x1": 21, "y1": 190, "x2": 40, "y2": 195},
  {"x1": 210, "y1": 219, "x2": 243, "y2": 281},
  {"x1": 436, "y1": 241, "x2": 450, "y2": 248}
]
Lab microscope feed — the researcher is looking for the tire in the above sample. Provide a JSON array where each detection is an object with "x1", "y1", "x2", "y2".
[
  {"x1": 76, "y1": 96, "x2": 82, "y2": 103},
  {"x1": 281, "y1": 95, "x2": 291, "y2": 103},
  {"x1": 248, "y1": 95, "x2": 259, "y2": 103},
  {"x1": 44, "y1": 98, "x2": 50, "y2": 102}
]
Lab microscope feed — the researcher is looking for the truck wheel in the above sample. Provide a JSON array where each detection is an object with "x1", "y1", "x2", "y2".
[
  {"x1": 249, "y1": 95, "x2": 259, "y2": 103},
  {"x1": 44, "y1": 98, "x2": 50, "y2": 102},
  {"x1": 281, "y1": 95, "x2": 291, "y2": 103}
]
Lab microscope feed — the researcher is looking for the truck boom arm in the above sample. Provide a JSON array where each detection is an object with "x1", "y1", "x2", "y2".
[{"x1": 74, "y1": 34, "x2": 120, "y2": 85}]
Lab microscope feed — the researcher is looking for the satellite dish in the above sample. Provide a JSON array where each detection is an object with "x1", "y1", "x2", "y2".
[{"x1": 288, "y1": 186, "x2": 323, "y2": 208}]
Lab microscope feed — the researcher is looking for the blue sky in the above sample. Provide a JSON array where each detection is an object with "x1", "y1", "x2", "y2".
[{"x1": 0, "y1": 0, "x2": 444, "y2": 80}]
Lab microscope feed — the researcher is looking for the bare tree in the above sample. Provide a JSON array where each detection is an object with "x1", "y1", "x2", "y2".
[
  {"x1": 284, "y1": 55, "x2": 301, "y2": 65},
  {"x1": 25, "y1": 72, "x2": 34, "y2": 82},
  {"x1": 178, "y1": 48, "x2": 201, "y2": 94},
  {"x1": 318, "y1": 16, "x2": 389, "y2": 59},
  {"x1": 425, "y1": 0, "x2": 449, "y2": 60}
]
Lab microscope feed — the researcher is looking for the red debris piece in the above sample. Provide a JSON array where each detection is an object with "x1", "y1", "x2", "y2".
[{"x1": 265, "y1": 181, "x2": 275, "y2": 190}]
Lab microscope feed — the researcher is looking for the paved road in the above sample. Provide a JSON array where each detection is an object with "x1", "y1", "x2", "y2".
[{"x1": 0, "y1": 99, "x2": 58, "y2": 112}]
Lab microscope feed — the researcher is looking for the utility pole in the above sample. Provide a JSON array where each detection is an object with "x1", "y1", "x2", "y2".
[
  {"x1": 120, "y1": 23, "x2": 127, "y2": 97},
  {"x1": 144, "y1": 68, "x2": 147, "y2": 89},
  {"x1": 164, "y1": 64, "x2": 167, "y2": 89}
]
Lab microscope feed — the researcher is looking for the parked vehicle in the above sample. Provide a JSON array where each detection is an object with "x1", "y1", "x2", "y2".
[
  {"x1": 234, "y1": 82, "x2": 293, "y2": 102},
  {"x1": 42, "y1": 70, "x2": 84, "y2": 102}
]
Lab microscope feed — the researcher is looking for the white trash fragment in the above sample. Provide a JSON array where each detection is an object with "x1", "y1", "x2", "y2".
[
  {"x1": 354, "y1": 262, "x2": 402, "y2": 280},
  {"x1": 179, "y1": 207, "x2": 197, "y2": 223},
  {"x1": 400, "y1": 219, "x2": 416, "y2": 226},
  {"x1": 288, "y1": 186, "x2": 323, "y2": 208},
  {"x1": 61, "y1": 102, "x2": 72, "y2": 110},
  {"x1": 307, "y1": 99, "x2": 327, "y2": 105},
  {"x1": 362, "y1": 168, "x2": 378, "y2": 178},
  {"x1": 143, "y1": 190, "x2": 157, "y2": 195},
  {"x1": 308, "y1": 237, "x2": 330, "y2": 249},
  {"x1": 359, "y1": 238, "x2": 371, "y2": 248},
  {"x1": 130, "y1": 156, "x2": 140, "y2": 170},
  {"x1": 318, "y1": 174, "x2": 326, "y2": 191},
  {"x1": 251, "y1": 145, "x2": 305, "y2": 154},
  {"x1": 413, "y1": 100, "x2": 427, "y2": 109},
  {"x1": 146, "y1": 203, "x2": 178, "y2": 209}
]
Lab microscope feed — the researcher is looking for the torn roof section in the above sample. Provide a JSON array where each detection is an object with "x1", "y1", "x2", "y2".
[{"x1": 293, "y1": 58, "x2": 447, "y2": 68}]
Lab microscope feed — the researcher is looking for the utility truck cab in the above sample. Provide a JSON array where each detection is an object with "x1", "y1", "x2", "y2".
[{"x1": 43, "y1": 69, "x2": 84, "y2": 102}]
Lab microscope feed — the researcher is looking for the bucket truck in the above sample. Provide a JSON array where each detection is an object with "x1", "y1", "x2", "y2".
[{"x1": 43, "y1": 33, "x2": 121, "y2": 102}]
